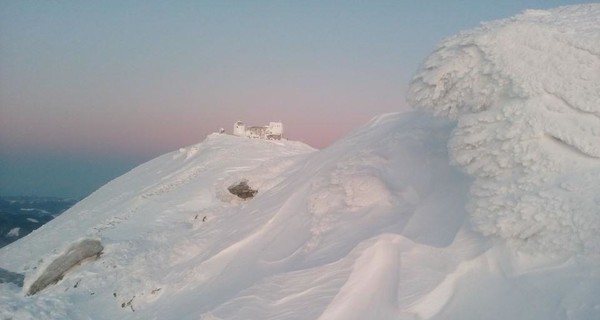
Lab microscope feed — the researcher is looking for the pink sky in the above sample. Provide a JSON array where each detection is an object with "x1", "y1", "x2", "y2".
[
  {"x1": 1, "y1": 0, "x2": 581, "y2": 197},
  {"x1": 1, "y1": 69, "x2": 408, "y2": 157}
]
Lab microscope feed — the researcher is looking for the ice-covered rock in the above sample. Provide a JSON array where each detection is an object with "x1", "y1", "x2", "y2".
[
  {"x1": 408, "y1": 4, "x2": 600, "y2": 257},
  {"x1": 26, "y1": 239, "x2": 103, "y2": 295}
]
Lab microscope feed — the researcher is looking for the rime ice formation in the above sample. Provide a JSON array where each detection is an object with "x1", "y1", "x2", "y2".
[
  {"x1": 1, "y1": 4, "x2": 600, "y2": 320},
  {"x1": 408, "y1": 4, "x2": 600, "y2": 257},
  {"x1": 3, "y1": 112, "x2": 598, "y2": 319}
]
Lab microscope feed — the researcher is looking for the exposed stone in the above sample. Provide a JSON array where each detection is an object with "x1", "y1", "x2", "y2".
[
  {"x1": 228, "y1": 180, "x2": 258, "y2": 200},
  {"x1": 27, "y1": 239, "x2": 103, "y2": 295}
]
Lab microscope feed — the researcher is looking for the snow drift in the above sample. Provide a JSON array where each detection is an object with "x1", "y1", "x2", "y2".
[
  {"x1": 408, "y1": 4, "x2": 600, "y2": 257},
  {"x1": 2, "y1": 111, "x2": 598, "y2": 319},
  {"x1": 1, "y1": 4, "x2": 599, "y2": 320}
]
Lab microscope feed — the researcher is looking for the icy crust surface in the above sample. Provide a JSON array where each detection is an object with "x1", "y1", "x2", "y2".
[
  {"x1": 1, "y1": 113, "x2": 599, "y2": 319},
  {"x1": 408, "y1": 4, "x2": 600, "y2": 257},
  {"x1": 0, "y1": 113, "x2": 476, "y2": 319},
  {"x1": 2, "y1": 5, "x2": 600, "y2": 318}
]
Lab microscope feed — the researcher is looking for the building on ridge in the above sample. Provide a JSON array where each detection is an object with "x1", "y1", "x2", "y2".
[{"x1": 233, "y1": 121, "x2": 283, "y2": 140}]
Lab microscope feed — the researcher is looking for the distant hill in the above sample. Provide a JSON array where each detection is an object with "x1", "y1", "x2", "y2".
[{"x1": 0, "y1": 196, "x2": 77, "y2": 248}]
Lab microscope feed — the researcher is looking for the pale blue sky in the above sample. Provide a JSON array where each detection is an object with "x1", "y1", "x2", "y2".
[{"x1": 0, "y1": 0, "x2": 590, "y2": 197}]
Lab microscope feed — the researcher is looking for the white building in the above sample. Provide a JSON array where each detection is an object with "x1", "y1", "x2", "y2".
[{"x1": 233, "y1": 121, "x2": 284, "y2": 140}]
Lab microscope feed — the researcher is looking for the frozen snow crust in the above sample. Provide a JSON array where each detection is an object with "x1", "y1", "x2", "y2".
[
  {"x1": 1, "y1": 4, "x2": 599, "y2": 319},
  {"x1": 2, "y1": 113, "x2": 599, "y2": 319},
  {"x1": 408, "y1": 4, "x2": 600, "y2": 257}
]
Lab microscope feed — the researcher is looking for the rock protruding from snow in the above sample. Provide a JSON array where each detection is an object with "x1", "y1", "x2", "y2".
[
  {"x1": 26, "y1": 239, "x2": 103, "y2": 295},
  {"x1": 408, "y1": 4, "x2": 600, "y2": 257},
  {"x1": 228, "y1": 180, "x2": 258, "y2": 200}
]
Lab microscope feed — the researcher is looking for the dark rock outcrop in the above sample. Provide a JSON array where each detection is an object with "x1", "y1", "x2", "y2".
[{"x1": 228, "y1": 180, "x2": 258, "y2": 200}]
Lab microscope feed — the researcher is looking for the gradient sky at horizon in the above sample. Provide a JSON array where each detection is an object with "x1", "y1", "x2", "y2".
[{"x1": 0, "y1": 0, "x2": 589, "y2": 197}]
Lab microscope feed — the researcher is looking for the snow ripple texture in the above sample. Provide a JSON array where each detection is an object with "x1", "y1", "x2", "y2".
[{"x1": 408, "y1": 4, "x2": 600, "y2": 257}]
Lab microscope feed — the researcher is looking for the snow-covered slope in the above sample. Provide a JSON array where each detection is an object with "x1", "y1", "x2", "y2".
[
  {"x1": 1, "y1": 4, "x2": 599, "y2": 320},
  {"x1": 1, "y1": 113, "x2": 478, "y2": 319},
  {"x1": 0, "y1": 113, "x2": 459, "y2": 318},
  {"x1": 2, "y1": 112, "x2": 598, "y2": 319}
]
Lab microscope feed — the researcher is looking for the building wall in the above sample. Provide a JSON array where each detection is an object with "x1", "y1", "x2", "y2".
[
  {"x1": 233, "y1": 121, "x2": 283, "y2": 140},
  {"x1": 246, "y1": 127, "x2": 267, "y2": 139},
  {"x1": 267, "y1": 122, "x2": 283, "y2": 136},
  {"x1": 233, "y1": 121, "x2": 246, "y2": 136}
]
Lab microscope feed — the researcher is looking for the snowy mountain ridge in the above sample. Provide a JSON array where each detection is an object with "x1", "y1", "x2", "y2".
[
  {"x1": 1, "y1": 113, "x2": 482, "y2": 319},
  {"x1": 1, "y1": 4, "x2": 600, "y2": 319},
  {"x1": 2, "y1": 111, "x2": 598, "y2": 319}
]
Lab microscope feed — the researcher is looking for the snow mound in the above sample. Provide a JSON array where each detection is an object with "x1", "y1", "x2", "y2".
[
  {"x1": 0, "y1": 113, "x2": 599, "y2": 318},
  {"x1": 408, "y1": 4, "x2": 600, "y2": 257}
]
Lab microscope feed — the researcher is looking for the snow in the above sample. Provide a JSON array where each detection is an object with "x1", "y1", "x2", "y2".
[
  {"x1": 0, "y1": 3, "x2": 599, "y2": 319},
  {"x1": 7, "y1": 228, "x2": 20, "y2": 238},
  {"x1": 21, "y1": 208, "x2": 50, "y2": 214},
  {"x1": 408, "y1": 4, "x2": 600, "y2": 257}
]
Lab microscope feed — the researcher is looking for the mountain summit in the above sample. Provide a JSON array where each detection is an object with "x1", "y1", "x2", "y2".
[{"x1": 1, "y1": 4, "x2": 599, "y2": 319}]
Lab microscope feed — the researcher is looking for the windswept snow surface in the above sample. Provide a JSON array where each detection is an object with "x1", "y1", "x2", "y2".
[
  {"x1": 1, "y1": 112, "x2": 598, "y2": 319},
  {"x1": 409, "y1": 4, "x2": 600, "y2": 257},
  {"x1": 1, "y1": 4, "x2": 600, "y2": 319}
]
